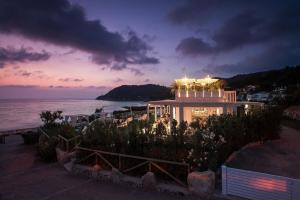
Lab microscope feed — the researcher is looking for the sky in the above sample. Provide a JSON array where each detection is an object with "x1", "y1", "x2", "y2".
[{"x1": 0, "y1": 0, "x2": 300, "y2": 99}]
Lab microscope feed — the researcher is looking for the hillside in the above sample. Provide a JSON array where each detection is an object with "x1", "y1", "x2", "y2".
[
  {"x1": 97, "y1": 66, "x2": 300, "y2": 101},
  {"x1": 225, "y1": 65, "x2": 300, "y2": 90},
  {"x1": 96, "y1": 84, "x2": 173, "y2": 101}
]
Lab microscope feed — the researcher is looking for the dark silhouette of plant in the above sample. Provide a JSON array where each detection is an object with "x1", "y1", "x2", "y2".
[
  {"x1": 78, "y1": 106, "x2": 282, "y2": 172},
  {"x1": 40, "y1": 110, "x2": 63, "y2": 128}
]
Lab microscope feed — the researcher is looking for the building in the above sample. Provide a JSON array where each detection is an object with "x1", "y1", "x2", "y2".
[
  {"x1": 147, "y1": 75, "x2": 263, "y2": 124},
  {"x1": 246, "y1": 91, "x2": 270, "y2": 102}
]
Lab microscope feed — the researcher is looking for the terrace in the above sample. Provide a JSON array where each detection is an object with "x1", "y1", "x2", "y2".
[{"x1": 147, "y1": 75, "x2": 263, "y2": 124}]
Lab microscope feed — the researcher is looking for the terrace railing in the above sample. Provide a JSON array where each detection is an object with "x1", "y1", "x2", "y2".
[
  {"x1": 75, "y1": 146, "x2": 190, "y2": 187},
  {"x1": 0, "y1": 127, "x2": 39, "y2": 144},
  {"x1": 58, "y1": 135, "x2": 81, "y2": 152}
]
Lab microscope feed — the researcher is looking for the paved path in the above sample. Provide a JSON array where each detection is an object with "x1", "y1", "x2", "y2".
[
  {"x1": 0, "y1": 135, "x2": 227, "y2": 200},
  {"x1": 226, "y1": 125, "x2": 300, "y2": 179}
]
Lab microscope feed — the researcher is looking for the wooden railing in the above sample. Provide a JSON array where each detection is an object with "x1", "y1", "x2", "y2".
[
  {"x1": 38, "y1": 127, "x2": 50, "y2": 138},
  {"x1": 0, "y1": 127, "x2": 39, "y2": 144},
  {"x1": 75, "y1": 146, "x2": 190, "y2": 187},
  {"x1": 58, "y1": 135, "x2": 81, "y2": 152}
]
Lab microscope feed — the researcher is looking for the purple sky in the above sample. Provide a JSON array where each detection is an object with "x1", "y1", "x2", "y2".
[{"x1": 0, "y1": 0, "x2": 299, "y2": 99}]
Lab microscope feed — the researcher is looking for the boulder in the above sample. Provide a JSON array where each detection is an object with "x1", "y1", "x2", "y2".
[
  {"x1": 141, "y1": 172, "x2": 156, "y2": 189},
  {"x1": 56, "y1": 147, "x2": 71, "y2": 164},
  {"x1": 111, "y1": 168, "x2": 122, "y2": 183},
  {"x1": 187, "y1": 171, "x2": 215, "y2": 200}
]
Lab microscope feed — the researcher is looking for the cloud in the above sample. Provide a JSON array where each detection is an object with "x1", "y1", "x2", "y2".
[
  {"x1": 0, "y1": 0, "x2": 159, "y2": 73},
  {"x1": 176, "y1": 7, "x2": 300, "y2": 55},
  {"x1": 0, "y1": 46, "x2": 50, "y2": 68},
  {"x1": 15, "y1": 70, "x2": 32, "y2": 77},
  {"x1": 58, "y1": 78, "x2": 84, "y2": 82},
  {"x1": 0, "y1": 84, "x2": 110, "y2": 99},
  {"x1": 168, "y1": 0, "x2": 236, "y2": 25},
  {"x1": 128, "y1": 67, "x2": 144, "y2": 76},
  {"x1": 113, "y1": 78, "x2": 123, "y2": 83},
  {"x1": 176, "y1": 37, "x2": 214, "y2": 56},
  {"x1": 170, "y1": 0, "x2": 300, "y2": 73},
  {"x1": 144, "y1": 79, "x2": 150, "y2": 83},
  {"x1": 202, "y1": 41, "x2": 300, "y2": 74}
]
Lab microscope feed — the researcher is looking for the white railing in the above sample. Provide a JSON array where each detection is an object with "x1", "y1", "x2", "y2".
[
  {"x1": 175, "y1": 90, "x2": 224, "y2": 102},
  {"x1": 222, "y1": 166, "x2": 300, "y2": 200}
]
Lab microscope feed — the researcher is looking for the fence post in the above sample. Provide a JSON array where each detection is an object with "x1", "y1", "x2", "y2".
[
  {"x1": 66, "y1": 141, "x2": 69, "y2": 152},
  {"x1": 118, "y1": 155, "x2": 121, "y2": 170},
  {"x1": 222, "y1": 165, "x2": 228, "y2": 195},
  {"x1": 149, "y1": 162, "x2": 152, "y2": 172}
]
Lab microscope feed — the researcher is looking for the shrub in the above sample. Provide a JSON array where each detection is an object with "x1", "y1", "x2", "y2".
[
  {"x1": 77, "y1": 106, "x2": 283, "y2": 172},
  {"x1": 38, "y1": 110, "x2": 77, "y2": 161},
  {"x1": 22, "y1": 131, "x2": 40, "y2": 144},
  {"x1": 38, "y1": 134, "x2": 58, "y2": 162}
]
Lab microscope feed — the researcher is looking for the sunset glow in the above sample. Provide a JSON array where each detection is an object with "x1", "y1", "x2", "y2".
[{"x1": 0, "y1": 0, "x2": 300, "y2": 99}]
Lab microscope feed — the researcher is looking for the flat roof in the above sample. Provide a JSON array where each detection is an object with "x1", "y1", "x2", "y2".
[{"x1": 148, "y1": 99, "x2": 263, "y2": 107}]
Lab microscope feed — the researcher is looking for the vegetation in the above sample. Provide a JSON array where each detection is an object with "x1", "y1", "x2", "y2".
[
  {"x1": 171, "y1": 79, "x2": 226, "y2": 93},
  {"x1": 96, "y1": 66, "x2": 300, "y2": 102},
  {"x1": 96, "y1": 84, "x2": 174, "y2": 101},
  {"x1": 21, "y1": 131, "x2": 40, "y2": 144},
  {"x1": 225, "y1": 65, "x2": 300, "y2": 90},
  {"x1": 80, "y1": 106, "x2": 282, "y2": 171},
  {"x1": 38, "y1": 111, "x2": 77, "y2": 162}
]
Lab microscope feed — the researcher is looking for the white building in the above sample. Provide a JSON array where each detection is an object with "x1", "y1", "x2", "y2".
[{"x1": 147, "y1": 76, "x2": 263, "y2": 124}]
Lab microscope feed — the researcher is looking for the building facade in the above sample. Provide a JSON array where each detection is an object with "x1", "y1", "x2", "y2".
[{"x1": 147, "y1": 76, "x2": 263, "y2": 124}]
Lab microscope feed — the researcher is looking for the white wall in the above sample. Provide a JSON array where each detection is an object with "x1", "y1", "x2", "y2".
[{"x1": 222, "y1": 166, "x2": 300, "y2": 200}]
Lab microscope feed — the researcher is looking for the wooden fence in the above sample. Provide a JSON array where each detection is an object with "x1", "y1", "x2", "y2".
[
  {"x1": 58, "y1": 135, "x2": 81, "y2": 152},
  {"x1": 222, "y1": 165, "x2": 300, "y2": 200},
  {"x1": 0, "y1": 127, "x2": 39, "y2": 144},
  {"x1": 75, "y1": 146, "x2": 190, "y2": 187}
]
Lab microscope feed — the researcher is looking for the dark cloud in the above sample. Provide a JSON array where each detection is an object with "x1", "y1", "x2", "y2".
[
  {"x1": 168, "y1": 0, "x2": 237, "y2": 25},
  {"x1": 113, "y1": 78, "x2": 123, "y2": 83},
  {"x1": 176, "y1": 7, "x2": 300, "y2": 55},
  {"x1": 202, "y1": 41, "x2": 300, "y2": 74},
  {"x1": 170, "y1": 0, "x2": 300, "y2": 73},
  {"x1": 128, "y1": 68, "x2": 144, "y2": 76},
  {"x1": 176, "y1": 37, "x2": 214, "y2": 55},
  {"x1": 0, "y1": 46, "x2": 50, "y2": 68},
  {"x1": 0, "y1": 0, "x2": 159, "y2": 73},
  {"x1": 14, "y1": 69, "x2": 32, "y2": 77},
  {"x1": 144, "y1": 79, "x2": 150, "y2": 83},
  {"x1": 58, "y1": 78, "x2": 84, "y2": 82}
]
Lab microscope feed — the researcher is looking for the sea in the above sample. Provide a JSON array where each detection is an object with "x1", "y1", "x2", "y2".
[{"x1": 0, "y1": 99, "x2": 145, "y2": 131}]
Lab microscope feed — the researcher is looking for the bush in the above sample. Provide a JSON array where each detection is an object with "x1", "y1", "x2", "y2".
[
  {"x1": 78, "y1": 106, "x2": 283, "y2": 172},
  {"x1": 38, "y1": 134, "x2": 58, "y2": 162},
  {"x1": 38, "y1": 110, "x2": 78, "y2": 161},
  {"x1": 22, "y1": 131, "x2": 40, "y2": 144}
]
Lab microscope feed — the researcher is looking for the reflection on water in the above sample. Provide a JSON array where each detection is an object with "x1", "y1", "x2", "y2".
[{"x1": 0, "y1": 99, "x2": 145, "y2": 131}]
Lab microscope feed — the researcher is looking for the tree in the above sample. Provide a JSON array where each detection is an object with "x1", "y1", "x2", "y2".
[{"x1": 40, "y1": 110, "x2": 63, "y2": 128}]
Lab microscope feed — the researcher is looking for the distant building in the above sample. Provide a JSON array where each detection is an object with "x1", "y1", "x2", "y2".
[
  {"x1": 147, "y1": 75, "x2": 263, "y2": 124},
  {"x1": 247, "y1": 92, "x2": 270, "y2": 102}
]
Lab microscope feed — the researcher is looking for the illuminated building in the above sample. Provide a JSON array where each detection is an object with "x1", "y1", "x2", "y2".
[{"x1": 147, "y1": 75, "x2": 263, "y2": 123}]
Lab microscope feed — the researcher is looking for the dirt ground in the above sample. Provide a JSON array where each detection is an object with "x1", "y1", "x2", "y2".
[
  {"x1": 226, "y1": 125, "x2": 300, "y2": 179},
  {"x1": 0, "y1": 135, "x2": 228, "y2": 200}
]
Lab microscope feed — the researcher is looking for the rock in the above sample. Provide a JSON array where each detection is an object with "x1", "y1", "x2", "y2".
[
  {"x1": 187, "y1": 170, "x2": 215, "y2": 200},
  {"x1": 56, "y1": 147, "x2": 71, "y2": 164},
  {"x1": 111, "y1": 168, "x2": 122, "y2": 183},
  {"x1": 63, "y1": 159, "x2": 75, "y2": 172},
  {"x1": 141, "y1": 172, "x2": 156, "y2": 189}
]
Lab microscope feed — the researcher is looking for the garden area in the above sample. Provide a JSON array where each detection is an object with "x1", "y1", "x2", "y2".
[
  {"x1": 35, "y1": 106, "x2": 283, "y2": 185},
  {"x1": 79, "y1": 106, "x2": 282, "y2": 170}
]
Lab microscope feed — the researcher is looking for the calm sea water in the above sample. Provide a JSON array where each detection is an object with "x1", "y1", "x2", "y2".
[{"x1": 0, "y1": 99, "x2": 145, "y2": 131}]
